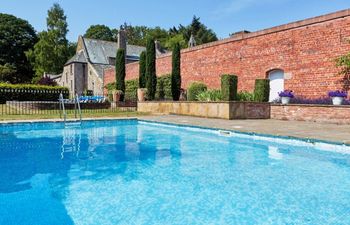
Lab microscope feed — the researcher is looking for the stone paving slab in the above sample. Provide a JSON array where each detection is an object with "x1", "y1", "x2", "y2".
[
  {"x1": 138, "y1": 115, "x2": 350, "y2": 145},
  {"x1": 1, "y1": 115, "x2": 349, "y2": 145}
]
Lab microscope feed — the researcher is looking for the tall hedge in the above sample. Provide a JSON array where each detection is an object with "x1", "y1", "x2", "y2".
[
  {"x1": 139, "y1": 51, "x2": 146, "y2": 88},
  {"x1": 171, "y1": 43, "x2": 181, "y2": 101},
  {"x1": 187, "y1": 82, "x2": 207, "y2": 101},
  {"x1": 0, "y1": 83, "x2": 69, "y2": 103},
  {"x1": 254, "y1": 79, "x2": 270, "y2": 102},
  {"x1": 221, "y1": 74, "x2": 238, "y2": 101},
  {"x1": 115, "y1": 48, "x2": 126, "y2": 101},
  {"x1": 145, "y1": 38, "x2": 157, "y2": 100}
]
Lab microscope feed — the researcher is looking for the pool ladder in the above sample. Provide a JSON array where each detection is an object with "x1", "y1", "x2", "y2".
[{"x1": 59, "y1": 93, "x2": 82, "y2": 126}]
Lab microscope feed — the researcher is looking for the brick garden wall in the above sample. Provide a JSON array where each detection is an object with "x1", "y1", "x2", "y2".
[
  {"x1": 104, "y1": 9, "x2": 350, "y2": 99},
  {"x1": 271, "y1": 104, "x2": 350, "y2": 124}
]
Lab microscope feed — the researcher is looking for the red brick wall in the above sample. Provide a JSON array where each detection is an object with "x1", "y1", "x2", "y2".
[
  {"x1": 104, "y1": 9, "x2": 350, "y2": 98},
  {"x1": 271, "y1": 104, "x2": 350, "y2": 124}
]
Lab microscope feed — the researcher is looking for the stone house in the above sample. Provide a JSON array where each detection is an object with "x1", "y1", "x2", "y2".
[{"x1": 53, "y1": 31, "x2": 146, "y2": 95}]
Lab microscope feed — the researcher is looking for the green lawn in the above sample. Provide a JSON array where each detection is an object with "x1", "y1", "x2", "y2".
[{"x1": 0, "y1": 110, "x2": 148, "y2": 121}]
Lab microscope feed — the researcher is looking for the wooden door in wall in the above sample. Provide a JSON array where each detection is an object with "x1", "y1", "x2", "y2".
[{"x1": 268, "y1": 70, "x2": 284, "y2": 102}]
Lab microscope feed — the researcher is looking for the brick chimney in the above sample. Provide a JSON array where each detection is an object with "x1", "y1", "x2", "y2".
[{"x1": 117, "y1": 29, "x2": 127, "y2": 50}]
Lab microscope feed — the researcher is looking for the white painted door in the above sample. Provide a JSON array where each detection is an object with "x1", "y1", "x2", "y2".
[{"x1": 268, "y1": 70, "x2": 284, "y2": 102}]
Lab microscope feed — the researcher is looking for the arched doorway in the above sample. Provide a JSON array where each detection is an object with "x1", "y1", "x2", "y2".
[{"x1": 268, "y1": 70, "x2": 284, "y2": 102}]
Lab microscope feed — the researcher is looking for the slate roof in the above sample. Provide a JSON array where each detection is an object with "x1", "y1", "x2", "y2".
[
  {"x1": 65, "y1": 50, "x2": 87, "y2": 65},
  {"x1": 91, "y1": 64, "x2": 114, "y2": 79},
  {"x1": 83, "y1": 38, "x2": 146, "y2": 65}
]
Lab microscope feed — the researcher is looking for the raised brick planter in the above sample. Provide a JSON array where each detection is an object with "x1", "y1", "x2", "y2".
[
  {"x1": 138, "y1": 101, "x2": 270, "y2": 120},
  {"x1": 271, "y1": 104, "x2": 350, "y2": 124}
]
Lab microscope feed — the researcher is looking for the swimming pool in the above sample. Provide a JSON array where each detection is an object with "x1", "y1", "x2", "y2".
[{"x1": 0, "y1": 119, "x2": 349, "y2": 224}]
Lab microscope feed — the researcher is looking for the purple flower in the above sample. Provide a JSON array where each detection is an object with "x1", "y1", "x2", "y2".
[
  {"x1": 278, "y1": 90, "x2": 294, "y2": 98},
  {"x1": 328, "y1": 90, "x2": 347, "y2": 98}
]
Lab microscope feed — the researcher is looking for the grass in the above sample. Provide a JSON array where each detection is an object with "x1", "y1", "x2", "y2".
[{"x1": 0, "y1": 110, "x2": 149, "y2": 121}]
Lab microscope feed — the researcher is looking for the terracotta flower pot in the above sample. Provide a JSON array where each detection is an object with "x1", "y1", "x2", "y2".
[
  {"x1": 137, "y1": 88, "x2": 147, "y2": 102},
  {"x1": 113, "y1": 91, "x2": 123, "y2": 102}
]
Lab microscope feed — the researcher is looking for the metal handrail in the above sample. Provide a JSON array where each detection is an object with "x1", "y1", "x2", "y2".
[
  {"x1": 59, "y1": 93, "x2": 67, "y2": 123},
  {"x1": 75, "y1": 94, "x2": 82, "y2": 123}
]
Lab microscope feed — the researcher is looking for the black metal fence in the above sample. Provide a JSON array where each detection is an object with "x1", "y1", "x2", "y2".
[{"x1": 0, "y1": 89, "x2": 137, "y2": 116}]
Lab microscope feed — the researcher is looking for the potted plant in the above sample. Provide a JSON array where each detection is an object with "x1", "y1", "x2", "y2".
[
  {"x1": 328, "y1": 90, "x2": 347, "y2": 105},
  {"x1": 113, "y1": 90, "x2": 123, "y2": 102},
  {"x1": 278, "y1": 90, "x2": 294, "y2": 104},
  {"x1": 137, "y1": 88, "x2": 147, "y2": 102}
]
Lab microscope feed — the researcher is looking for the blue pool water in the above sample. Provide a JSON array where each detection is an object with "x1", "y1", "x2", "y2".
[{"x1": 0, "y1": 119, "x2": 350, "y2": 225}]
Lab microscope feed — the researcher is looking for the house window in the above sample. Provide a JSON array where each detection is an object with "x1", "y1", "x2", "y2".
[
  {"x1": 70, "y1": 80, "x2": 73, "y2": 91},
  {"x1": 82, "y1": 64, "x2": 86, "y2": 79},
  {"x1": 70, "y1": 65, "x2": 73, "y2": 75}
]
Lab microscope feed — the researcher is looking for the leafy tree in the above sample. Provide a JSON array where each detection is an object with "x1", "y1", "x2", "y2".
[
  {"x1": 139, "y1": 51, "x2": 146, "y2": 88},
  {"x1": 0, "y1": 64, "x2": 17, "y2": 82},
  {"x1": 68, "y1": 42, "x2": 77, "y2": 57},
  {"x1": 164, "y1": 34, "x2": 187, "y2": 50},
  {"x1": 146, "y1": 38, "x2": 157, "y2": 100},
  {"x1": 84, "y1": 25, "x2": 114, "y2": 41},
  {"x1": 0, "y1": 13, "x2": 37, "y2": 83},
  {"x1": 26, "y1": 3, "x2": 70, "y2": 82},
  {"x1": 171, "y1": 43, "x2": 181, "y2": 100},
  {"x1": 115, "y1": 48, "x2": 126, "y2": 101},
  {"x1": 176, "y1": 16, "x2": 218, "y2": 46}
]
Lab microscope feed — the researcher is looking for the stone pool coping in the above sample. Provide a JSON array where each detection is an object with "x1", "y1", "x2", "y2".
[{"x1": 1, "y1": 115, "x2": 350, "y2": 146}]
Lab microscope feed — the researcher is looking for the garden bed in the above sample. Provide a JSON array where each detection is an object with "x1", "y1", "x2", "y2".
[{"x1": 138, "y1": 101, "x2": 270, "y2": 120}]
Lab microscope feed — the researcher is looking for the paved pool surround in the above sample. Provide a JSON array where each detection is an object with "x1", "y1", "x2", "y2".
[{"x1": 1, "y1": 115, "x2": 350, "y2": 145}]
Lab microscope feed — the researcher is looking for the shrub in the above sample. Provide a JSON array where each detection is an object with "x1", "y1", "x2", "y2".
[
  {"x1": 125, "y1": 79, "x2": 138, "y2": 101},
  {"x1": 237, "y1": 91, "x2": 255, "y2": 101},
  {"x1": 37, "y1": 76, "x2": 57, "y2": 86},
  {"x1": 158, "y1": 80, "x2": 165, "y2": 100},
  {"x1": 115, "y1": 48, "x2": 126, "y2": 101},
  {"x1": 254, "y1": 79, "x2": 270, "y2": 102},
  {"x1": 0, "y1": 83, "x2": 69, "y2": 103},
  {"x1": 187, "y1": 82, "x2": 207, "y2": 101},
  {"x1": 221, "y1": 74, "x2": 238, "y2": 101},
  {"x1": 197, "y1": 89, "x2": 222, "y2": 101},
  {"x1": 146, "y1": 38, "x2": 157, "y2": 100},
  {"x1": 105, "y1": 79, "x2": 138, "y2": 101},
  {"x1": 156, "y1": 74, "x2": 172, "y2": 100},
  {"x1": 171, "y1": 43, "x2": 181, "y2": 100},
  {"x1": 139, "y1": 51, "x2": 146, "y2": 88}
]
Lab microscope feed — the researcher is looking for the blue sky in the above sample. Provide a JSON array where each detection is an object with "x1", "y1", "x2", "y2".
[{"x1": 1, "y1": 0, "x2": 350, "y2": 42}]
